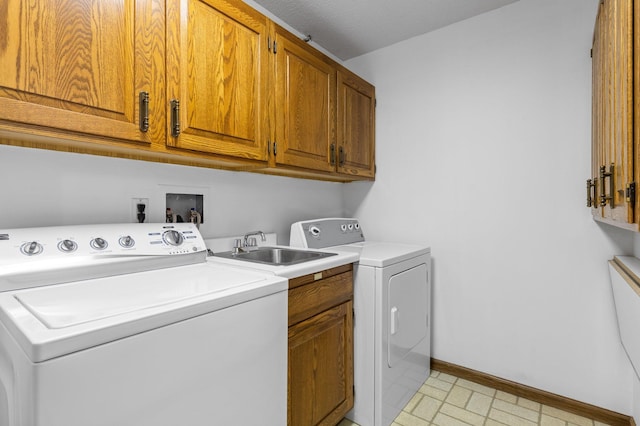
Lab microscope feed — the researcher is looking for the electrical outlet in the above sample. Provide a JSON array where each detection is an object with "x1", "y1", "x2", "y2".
[{"x1": 131, "y1": 198, "x2": 149, "y2": 223}]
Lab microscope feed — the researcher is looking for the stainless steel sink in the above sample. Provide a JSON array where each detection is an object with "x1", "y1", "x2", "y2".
[{"x1": 214, "y1": 246, "x2": 337, "y2": 266}]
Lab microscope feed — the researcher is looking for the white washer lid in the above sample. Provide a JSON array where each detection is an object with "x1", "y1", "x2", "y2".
[
  {"x1": 0, "y1": 263, "x2": 287, "y2": 362},
  {"x1": 338, "y1": 242, "x2": 430, "y2": 267},
  {"x1": 16, "y1": 265, "x2": 265, "y2": 329}
]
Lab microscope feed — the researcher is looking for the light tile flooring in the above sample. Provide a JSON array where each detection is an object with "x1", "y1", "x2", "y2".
[{"x1": 338, "y1": 370, "x2": 611, "y2": 426}]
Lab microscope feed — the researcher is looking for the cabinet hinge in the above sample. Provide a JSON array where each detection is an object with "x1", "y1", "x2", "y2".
[{"x1": 626, "y1": 182, "x2": 636, "y2": 205}]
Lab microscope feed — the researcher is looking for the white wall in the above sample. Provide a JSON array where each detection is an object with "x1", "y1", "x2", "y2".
[
  {"x1": 345, "y1": 0, "x2": 635, "y2": 414},
  {"x1": 0, "y1": 144, "x2": 343, "y2": 243}
]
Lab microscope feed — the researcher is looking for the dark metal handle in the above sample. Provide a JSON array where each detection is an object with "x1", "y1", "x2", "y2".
[
  {"x1": 586, "y1": 178, "x2": 596, "y2": 207},
  {"x1": 273, "y1": 141, "x2": 277, "y2": 156},
  {"x1": 139, "y1": 92, "x2": 149, "y2": 132},
  {"x1": 599, "y1": 163, "x2": 614, "y2": 208},
  {"x1": 338, "y1": 146, "x2": 345, "y2": 166},
  {"x1": 170, "y1": 99, "x2": 180, "y2": 137},
  {"x1": 330, "y1": 144, "x2": 336, "y2": 165}
]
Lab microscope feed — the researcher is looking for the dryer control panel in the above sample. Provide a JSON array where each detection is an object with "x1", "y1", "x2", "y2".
[{"x1": 290, "y1": 218, "x2": 365, "y2": 249}]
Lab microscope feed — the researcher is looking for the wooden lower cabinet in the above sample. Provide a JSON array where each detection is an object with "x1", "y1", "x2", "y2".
[{"x1": 288, "y1": 264, "x2": 354, "y2": 426}]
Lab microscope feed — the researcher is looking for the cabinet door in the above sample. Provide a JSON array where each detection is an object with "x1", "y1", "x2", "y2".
[
  {"x1": 166, "y1": 0, "x2": 269, "y2": 161},
  {"x1": 591, "y1": 1, "x2": 605, "y2": 219},
  {"x1": 0, "y1": 0, "x2": 164, "y2": 145},
  {"x1": 591, "y1": 0, "x2": 634, "y2": 223},
  {"x1": 337, "y1": 69, "x2": 376, "y2": 178},
  {"x1": 273, "y1": 26, "x2": 336, "y2": 172},
  {"x1": 288, "y1": 301, "x2": 353, "y2": 426}
]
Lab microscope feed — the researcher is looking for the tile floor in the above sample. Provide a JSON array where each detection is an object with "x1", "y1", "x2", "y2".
[{"x1": 338, "y1": 370, "x2": 611, "y2": 426}]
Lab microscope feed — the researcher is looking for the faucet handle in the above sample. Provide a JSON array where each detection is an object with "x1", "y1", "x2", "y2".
[
  {"x1": 233, "y1": 239, "x2": 242, "y2": 248},
  {"x1": 247, "y1": 237, "x2": 257, "y2": 247}
]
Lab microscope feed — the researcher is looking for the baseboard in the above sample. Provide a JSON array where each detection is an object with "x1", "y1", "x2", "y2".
[{"x1": 431, "y1": 358, "x2": 633, "y2": 426}]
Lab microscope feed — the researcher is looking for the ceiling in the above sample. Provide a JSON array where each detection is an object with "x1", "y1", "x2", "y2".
[{"x1": 251, "y1": 0, "x2": 521, "y2": 60}]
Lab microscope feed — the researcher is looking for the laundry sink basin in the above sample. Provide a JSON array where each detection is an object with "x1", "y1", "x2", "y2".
[{"x1": 214, "y1": 247, "x2": 336, "y2": 266}]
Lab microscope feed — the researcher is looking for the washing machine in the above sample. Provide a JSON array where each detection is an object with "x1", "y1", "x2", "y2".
[
  {"x1": 0, "y1": 223, "x2": 287, "y2": 426},
  {"x1": 290, "y1": 218, "x2": 431, "y2": 426}
]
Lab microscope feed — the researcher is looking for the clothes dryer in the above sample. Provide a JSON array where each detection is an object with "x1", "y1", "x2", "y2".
[{"x1": 290, "y1": 218, "x2": 431, "y2": 426}]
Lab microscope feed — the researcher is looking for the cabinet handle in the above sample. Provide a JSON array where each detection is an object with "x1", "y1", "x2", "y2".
[
  {"x1": 330, "y1": 144, "x2": 336, "y2": 165},
  {"x1": 586, "y1": 178, "x2": 596, "y2": 207},
  {"x1": 338, "y1": 146, "x2": 345, "y2": 166},
  {"x1": 273, "y1": 141, "x2": 277, "y2": 156},
  {"x1": 139, "y1": 91, "x2": 149, "y2": 133},
  {"x1": 599, "y1": 163, "x2": 614, "y2": 208},
  {"x1": 170, "y1": 99, "x2": 180, "y2": 137}
]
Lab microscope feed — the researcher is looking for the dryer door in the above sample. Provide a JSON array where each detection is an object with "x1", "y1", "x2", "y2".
[{"x1": 387, "y1": 263, "x2": 428, "y2": 367}]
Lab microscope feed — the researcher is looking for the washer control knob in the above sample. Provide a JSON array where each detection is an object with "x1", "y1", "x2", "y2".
[
  {"x1": 163, "y1": 230, "x2": 184, "y2": 246},
  {"x1": 21, "y1": 241, "x2": 43, "y2": 256},
  {"x1": 91, "y1": 237, "x2": 108, "y2": 250},
  {"x1": 354, "y1": 223, "x2": 360, "y2": 230},
  {"x1": 309, "y1": 225, "x2": 321, "y2": 238},
  {"x1": 119, "y1": 235, "x2": 135, "y2": 248},
  {"x1": 348, "y1": 223, "x2": 354, "y2": 231},
  {"x1": 340, "y1": 224, "x2": 347, "y2": 232},
  {"x1": 58, "y1": 239, "x2": 77, "y2": 253}
]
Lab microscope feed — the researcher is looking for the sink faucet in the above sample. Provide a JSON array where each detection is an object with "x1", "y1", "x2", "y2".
[
  {"x1": 231, "y1": 231, "x2": 267, "y2": 254},
  {"x1": 243, "y1": 230, "x2": 266, "y2": 247}
]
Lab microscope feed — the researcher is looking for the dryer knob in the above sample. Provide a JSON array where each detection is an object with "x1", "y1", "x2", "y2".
[{"x1": 309, "y1": 226, "x2": 321, "y2": 238}]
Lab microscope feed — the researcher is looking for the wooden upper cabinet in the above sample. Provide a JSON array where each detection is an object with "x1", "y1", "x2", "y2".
[
  {"x1": 166, "y1": 0, "x2": 269, "y2": 161},
  {"x1": 273, "y1": 25, "x2": 336, "y2": 173},
  {"x1": 589, "y1": 0, "x2": 634, "y2": 228},
  {"x1": 337, "y1": 68, "x2": 375, "y2": 178},
  {"x1": 0, "y1": 0, "x2": 165, "y2": 145},
  {"x1": 0, "y1": 0, "x2": 375, "y2": 181}
]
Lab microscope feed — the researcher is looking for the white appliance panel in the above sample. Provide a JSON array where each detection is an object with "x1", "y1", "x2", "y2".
[
  {"x1": 5, "y1": 292, "x2": 286, "y2": 426},
  {"x1": 388, "y1": 263, "x2": 429, "y2": 368}
]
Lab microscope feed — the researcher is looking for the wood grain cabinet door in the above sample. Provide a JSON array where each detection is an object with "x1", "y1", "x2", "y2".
[
  {"x1": 590, "y1": 0, "x2": 634, "y2": 224},
  {"x1": 0, "y1": 0, "x2": 165, "y2": 145},
  {"x1": 273, "y1": 26, "x2": 336, "y2": 173},
  {"x1": 166, "y1": 0, "x2": 269, "y2": 161},
  {"x1": 337, "y1": 69, "x2": 375, "y2": 178},
  {"x1": 288, "y1": 301, "x2": 354, "y2": 426}
]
